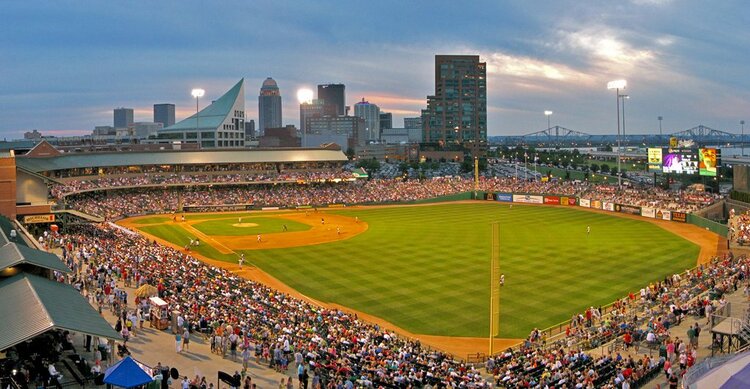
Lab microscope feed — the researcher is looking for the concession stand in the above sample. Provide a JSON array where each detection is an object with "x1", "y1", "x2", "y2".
[{"x1": 149, "y1": 296, "x2": 170, "y2": 330}]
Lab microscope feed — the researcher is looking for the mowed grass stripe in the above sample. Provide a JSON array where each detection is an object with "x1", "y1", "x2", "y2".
[{"x1": 134, "y1": 203, "x2": 699, "y2": 338}]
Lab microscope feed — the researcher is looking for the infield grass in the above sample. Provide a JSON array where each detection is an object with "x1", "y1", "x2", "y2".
[{"x1": 132, "y1": 203, "x2": 699, "y2": 339}]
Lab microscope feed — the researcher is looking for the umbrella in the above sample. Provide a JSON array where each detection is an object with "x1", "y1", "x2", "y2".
[{"x1": 134, "y1": 284, "x2": 158, "y2": 298}]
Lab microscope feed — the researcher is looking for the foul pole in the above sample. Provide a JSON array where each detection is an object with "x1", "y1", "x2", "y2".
[
  {"x1": 474, "y1": 156, "x2": 479, "y2": 198},
  {"x1": 489, "y1": 221, "x2": 500, "y2": 355}
]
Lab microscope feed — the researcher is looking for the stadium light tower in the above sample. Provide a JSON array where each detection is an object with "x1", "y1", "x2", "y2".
[
  {"x1": 658, "y1": 116, "x2": 663, "y2": 137},
  {"x1": 742, "y1": 120, "x2": 746, "y2": 156},
  {"x1": 544, "y1": 110, "x2": 553, "y2": 130},
  {"x1": 191, "y1": 88, "x2": 205, "y2": 136},
  {"x1": 607, "y1": 79, "x2": 627, "y2": 187}
]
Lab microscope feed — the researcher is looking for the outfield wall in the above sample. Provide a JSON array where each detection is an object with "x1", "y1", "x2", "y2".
[{"x1": 483, "y1": 191, "x2": 694, "y2": 226}]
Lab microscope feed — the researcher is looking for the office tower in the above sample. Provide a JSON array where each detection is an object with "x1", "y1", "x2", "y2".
[
  {"x1": 153, "y1": 104, "x2": 176, "y2": 128},
  {"x1": 158, "y1": 79, "x2": 246, "y2": 148},
  {"x1": 299, "y1": 99, "x2": 328, "y2": 133},
  {"x1": 259, "y1": 77, "x2": 282, "y2": 135},
  {"x1": 421, "y1": 55, "x2": 487, "y2": 144},
  {"x1": 317, "y1": 84, "x2": 346, "y2": 116},
  {"x1": 114, "y1": 108, "x2": 134, "y2": 128},
  {"x1": 354, "y1": 98, "x2": 381, "y2": 141},
  {"x1": 379, "y1": 112, "x2": 392, "y2": 130},
  {"x1": 245, "y1": 120, "x2": 255, "y2": 139},
  {"x1": 404, "y1": 117, "x2": 422, "y2": 129},
  {"x1": 304, "y1": 115, "x2": 366, "y2": 149}
]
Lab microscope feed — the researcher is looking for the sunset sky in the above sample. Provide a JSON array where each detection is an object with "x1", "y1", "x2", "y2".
[{"x1": 1, "y1": 0, "x2": 748, "y2": 139}]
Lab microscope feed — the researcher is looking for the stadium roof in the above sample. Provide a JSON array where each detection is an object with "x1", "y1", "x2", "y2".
[
  {"x1": 15, "y1": 148, "x2": 348, "y2": 173},
  {"x1": 0, "y1": 242, "x2": 71, "y2": 274},
  {"x1": 0, "y1": 273, "x2": 120, "y2": 351},
  {"x1": 161, "y1": 78, "x2": 243, "y2": 132}
]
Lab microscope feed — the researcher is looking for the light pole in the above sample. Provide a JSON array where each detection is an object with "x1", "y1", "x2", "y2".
[
  {"x1": 534, "y1": 153, "x2": 538, "y2": 181},
  {"x1": 191, "y1": 88, "x2": 205, "y2": 141},
  {"x1": 524, "y1": 152, "x2": 528, "y2": 181},
  {"x1": 658, "y1": 116, "x2": 663, "y2": 138},
  {"x1": 742, "y1": 120, "x2": 746, "y2": 156},
  {"x1": 607, "y1": 79, "x2": 627, "y2": 188}
]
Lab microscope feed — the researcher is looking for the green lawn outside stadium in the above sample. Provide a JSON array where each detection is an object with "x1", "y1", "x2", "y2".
[{"x1": 134, "y1": 203, "x2": 699, "y2": 339}]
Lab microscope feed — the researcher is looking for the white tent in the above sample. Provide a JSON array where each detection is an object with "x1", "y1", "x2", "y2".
[{"x1": 687, "y1": 351, "x2": 750, "y2": 388}]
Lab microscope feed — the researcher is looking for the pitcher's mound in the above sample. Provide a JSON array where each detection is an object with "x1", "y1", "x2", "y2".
[{"x1": 233, "y1": 223, "x2": 259, "y2": 227}]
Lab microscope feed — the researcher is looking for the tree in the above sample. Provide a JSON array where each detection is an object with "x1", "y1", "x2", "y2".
[
  {"x1": 610, "y1": 166, "x2": 618, "y2": 176},
  {"x1": 355, "y1": 157, "x2": 381, "y2": 173},
  {"x1": 600, "y1": 164, "x2": 610, "y2": 173},
  {"x1": 590, "y1": 163, "x2": 599, "y2": 172}
]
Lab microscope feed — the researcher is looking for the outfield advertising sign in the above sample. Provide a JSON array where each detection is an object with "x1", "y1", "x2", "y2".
[
  {"x1": 603, "y1": 202, "x2": 615, "y2": 211},
  {"x1": 616, "y1": 204, "x2": 642, "y2": 215},
  {"x1": 657, "y1": 209, "x2": 672, "y2": 221},
  {"x1": 641, "y1": 207, "x2": 656, "y2": 218},
  {"x1": 579, "y1": 199, "x2": 591, "y2": 208},
  {"x1": 560, "y1": 197, "x2": 577, "y2": 206},
  {"x1": 544, "y1": 196, "x2": 560, "y2": 205},
  {"x1": 513, "y1": 194, "x2": 543, "y2": 204},
  {"x1": 671, "y1": 212, "x2": 687, "y2": 223},
  {"x1": 591, "y1": 200, "x2": 603, "y2": 209},
  {"x1": 496, "y1": 193, "x2": 513, "y2": 202}
]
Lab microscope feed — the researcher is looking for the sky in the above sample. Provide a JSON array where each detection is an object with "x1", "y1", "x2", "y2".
[{"x1": 1, "y1": 0, "x2": 749, "y2": 139}]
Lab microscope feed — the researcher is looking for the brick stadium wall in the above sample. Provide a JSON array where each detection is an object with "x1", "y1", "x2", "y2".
[{"x1": 0, "y1": 155, "x2": 17, "y2": 219}]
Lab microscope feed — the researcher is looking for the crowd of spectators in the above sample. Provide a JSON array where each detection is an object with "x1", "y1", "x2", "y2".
[
  {"x1": 578, "y1": 186, "x2": 719, "y2": 212},
  {"x1": 58, "y1": 223, "x2": 489, "y2": 388},
  {"x1": 60, "y1": 175, "x2": 718, "y2": 221}
]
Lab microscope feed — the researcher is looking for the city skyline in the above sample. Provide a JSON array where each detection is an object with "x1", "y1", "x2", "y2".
[{"x1": 1, "y1": 0, "x2": 749, "y2": 139}]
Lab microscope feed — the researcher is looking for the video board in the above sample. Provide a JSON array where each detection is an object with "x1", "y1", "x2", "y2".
[
  {"x1": 662, "y1": 148, "x2": 699, "y2": 175},
  {"x1": 647, "y1": 148, "x2": 663, "y2": 172},
  {"x1": 698, "y1": 147, "x2": 721, "y2": 177}
]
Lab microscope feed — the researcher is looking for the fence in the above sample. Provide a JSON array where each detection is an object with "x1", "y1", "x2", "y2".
[{"x1": 687, "y1": 213, "x2": 728, "y2": 237}]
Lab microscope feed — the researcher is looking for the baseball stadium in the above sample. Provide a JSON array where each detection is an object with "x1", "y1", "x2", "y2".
[{"x1": 2, "y1": 140, "x2": 745, "y2": 388}]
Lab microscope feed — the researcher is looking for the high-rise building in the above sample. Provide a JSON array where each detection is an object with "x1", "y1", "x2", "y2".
[
  {"x1": 244, "y1": 120, "x2": 255, "y2": 139},
  {"x1": 114, "y1": 108, "x2": 134, "y2": 128},
  {"x1": 259, "y1": 77, "x2": 282, "y2": 135},
  {"x1": 404, "y1": 117, "x2": 422, "y2": 129},
  {"x1": 421, "y1": 55, "x2": 487, "y2": 146},
  {"x1": 317, "y1": 84, "x2": 346, "y2": 116},
  {"x1": 299, "y1": 99, "x2": 328, "y2": 133},
  {"x1": 153, "y1": 103, "x2": 175, "y2": 128},
  {"x1": 354, "y1": 98, "x2": 380, "y2": 141},
  {"x1": 304, "y1": 115, "x2": 365, "y2": 149},
  {"x1": 156, "y1": 79, "x2": 246, "y2": 148},
  {"x1": 379, "y1": 112, "x2": 392, "y2": 131}
]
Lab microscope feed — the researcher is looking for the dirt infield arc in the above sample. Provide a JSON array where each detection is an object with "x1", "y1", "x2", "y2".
[{"x1": 118, "y1": 201, "x2": 725, "y2": 359}]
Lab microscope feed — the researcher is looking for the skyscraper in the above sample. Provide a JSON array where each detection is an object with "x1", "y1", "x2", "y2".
[
  {"x1": 259, "y1": 77, "x2": 282, "y2": 135},
  {"x1": 379, "y1": 112, "x2": 392, "y2": 130},
  {"x1": 299, "y1": 99, "x2": 327, "y2": 133},
  {"x1": 114, "y1": 108, "x2": 134, "y2": 128},
  {"x1": 354, "y1": 98, "x2": 380, "y2": 141},
  {"x1": 317, "y1": 84, "x2": 346, "y2": 116},
  {"x1": 421, "y1": 55, "x2": 487, "y2": 146},
  {"x1": 153, "y1": 103, "x2": 175, "y2": 128},
  {"x1": 244, "y1": 120, "x2": 255, "y2": 139},
  {"x1": 404, "y1": 117, "x2": 422, "y2": 129}
]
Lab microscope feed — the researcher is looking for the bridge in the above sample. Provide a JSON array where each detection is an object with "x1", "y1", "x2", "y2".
[
  {"x1": 669, "y1": 125, "x2": 738, "y2": 143},
  {"x1": 521, "y1": 126, "x2": 591, "y2": 144}
]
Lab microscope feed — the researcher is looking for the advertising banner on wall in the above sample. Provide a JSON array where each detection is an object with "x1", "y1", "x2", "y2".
[
  {"x1": 567, "y1": 197, "x2": 577, "y2": 206},
  {"x1": 657, "y1": 209, "x2": 672, "y2": 220},
  {"x1": 496, "y1": 193, "x2": 513, "y2": 202},
  {"x1": 579, "y1": 198, "x2": 591, "y2": 208},
  {"x1": 513, "y1": 194, "x2": 543, "y2": 204},
  {"x1": 603, "y1": 202, "x2": 615, "y2": 211},
  {"x1": 591, "y1": 200, "x2": 603, "y2": 209},
  {"x1": 23, "y1": 214, "x2": 56, "y2": 224},
  {"x1": 544, "y1": 196, "x2": 561, "y2": 205},
  {"x1": 641, "y1": 207, "x2": 656, "y2": 218},
  {"x1": 616, "y1": 204, "x2": 642, "y2": 215},
  {"x1": 671, "y1": 212, "x2": 687, "y2": 223}
]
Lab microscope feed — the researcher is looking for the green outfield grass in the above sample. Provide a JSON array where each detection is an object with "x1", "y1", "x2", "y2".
[
  {"x1": 131, "y1": 203, "x2": 699, "y2": 339},
  {"x1": 192, "y1": 217, "x2": 310, "y2": 236}
]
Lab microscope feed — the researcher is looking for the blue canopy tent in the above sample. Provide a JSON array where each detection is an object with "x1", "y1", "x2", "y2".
[{"x1": 104, "y1": 356, "x2": 154, "y2": 388}]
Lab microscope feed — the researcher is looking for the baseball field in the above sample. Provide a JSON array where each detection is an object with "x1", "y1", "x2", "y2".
[{"x1": 122, "y1": 202, "x2": 706, "y2": 346}]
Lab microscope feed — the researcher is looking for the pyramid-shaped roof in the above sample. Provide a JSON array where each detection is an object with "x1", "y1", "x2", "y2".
[{"x1": 161, "y1": 78, "x2": 244, "y2": 132}]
